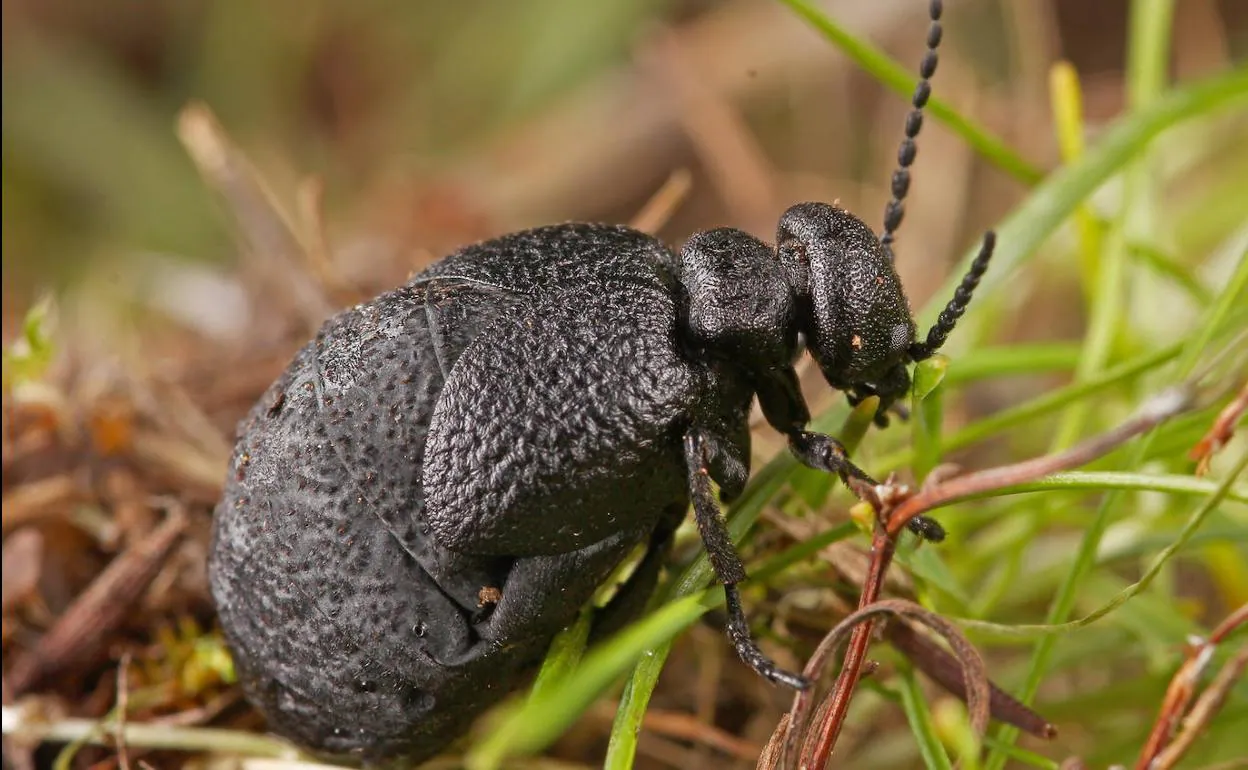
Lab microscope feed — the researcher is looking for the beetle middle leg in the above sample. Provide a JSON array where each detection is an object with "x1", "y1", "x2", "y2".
[{"x1": 684, "y1": 430, "x2": 810, "y2": 690}]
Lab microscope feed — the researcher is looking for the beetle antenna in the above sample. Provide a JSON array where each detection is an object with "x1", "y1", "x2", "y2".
[
  {"x1": 910, "y1": 230, "x2": 994, "y2": 361},
  {"x1": 880, "y1": 0, "x2": 943, "y2": 262}
]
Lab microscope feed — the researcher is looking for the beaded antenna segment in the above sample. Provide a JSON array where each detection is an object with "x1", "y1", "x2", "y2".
[
  {"x1": 880, "y1": 0, "x2": 944, "y2": 262},
  {"x1": 877, "y1": 0, "x2": 996, "y2": 364}
]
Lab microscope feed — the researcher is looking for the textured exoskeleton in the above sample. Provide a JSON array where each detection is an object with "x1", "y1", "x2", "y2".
[
  {"x1": 211, "y1": 208, "x2": 992, "y2": 765},
  {"x1": 209, "y1": 1, "x2": 996, "y2": 764},
  {"x1": 211, "y1": 225, "x2": 702, "y2": 761}
]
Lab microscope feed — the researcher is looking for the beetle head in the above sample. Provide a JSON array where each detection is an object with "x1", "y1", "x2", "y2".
[
  {"x1": 777, "y1": 202, "x2": 994, "y2": 424},
  {"x1": 777, "y1": 202, "x2": 916, "y2": 421}
]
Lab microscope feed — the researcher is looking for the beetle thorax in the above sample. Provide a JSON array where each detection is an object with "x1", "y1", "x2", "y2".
[{"x1": 678, "y1": 227, "x2": 800, "y2": 375}]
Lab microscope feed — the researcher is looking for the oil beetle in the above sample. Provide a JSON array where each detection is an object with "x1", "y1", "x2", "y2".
[{"x1": 209, "y1": 0, "x2": 994, "y2": 763}]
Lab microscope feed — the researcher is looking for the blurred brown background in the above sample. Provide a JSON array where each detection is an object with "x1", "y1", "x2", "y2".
[
  {"x1": 4, "y1": 0, "x2": 1244, "y2": 334},
  {"x1": 2, "y1": 1, "x2": 1247, "y2": 767}
]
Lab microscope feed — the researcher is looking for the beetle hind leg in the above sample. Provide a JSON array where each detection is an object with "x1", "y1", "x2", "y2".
[
  {"x1": 684, "y1": 430, "x2": 810, "y2": 691},
  {"x1": 589, "y1": 504, "x2": 683, "y2": 642}
]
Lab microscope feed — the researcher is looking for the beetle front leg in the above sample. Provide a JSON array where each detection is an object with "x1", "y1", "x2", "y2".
[
  {"x1": 757, "y1": 369, "x2": 945, "y2": 539},
  {"x1": 684, "y1": 430, "x2": 809, "y2": 691},
  {"x1": 756, "y1": 367, "x2": 876, "y2": 487},
  {"x1": 788, "y1": 431, "x2": 946, "y2": 541},
  {"x1": 788, "y1": 430, "x2": 876, "y2": 486}
]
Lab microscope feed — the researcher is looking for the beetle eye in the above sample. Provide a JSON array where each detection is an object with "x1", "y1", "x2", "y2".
[{"x1": 890, "y1": 322, "x2": 911, "y2": 353}]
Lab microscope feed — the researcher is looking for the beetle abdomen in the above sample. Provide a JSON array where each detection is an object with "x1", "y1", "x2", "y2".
[
  {"x1": 210, "y1": 281, "x2": 524, "y2": 762},
  {"x1": 210, "y1": 223, "x2": 696, "y2": 764}
]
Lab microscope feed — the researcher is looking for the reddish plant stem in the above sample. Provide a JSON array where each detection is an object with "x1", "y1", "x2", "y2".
[
  {"x1": 1136, "y1": 603, "x2": 1248, "y2": 770},
  {"x1": 1209, "y1": 603, "x2": 1248, "y2": 645},
  {"x1": 1189, "y1": 379, "x2": 1248, "y2": 476},
  {"x1": 884, "y1": 386, "x2": 1193, "y2": 538},
  {"x1": 797, "y1": 384, "x2": 1195, "y2": 768},
  {"x1": 804, "y1": 527, "x2": 896, "y2": 767},
  {"x1": 780, "y1": 597, "x2": 992, "y2": 768},
  {"x1": 1152, "y1": 645, "x2": 1248, "y2": 769}
]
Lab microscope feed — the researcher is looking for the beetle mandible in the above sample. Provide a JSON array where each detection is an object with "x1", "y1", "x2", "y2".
[{"x1": 209, "y1": 0, "x2": 994, "y2": 764}]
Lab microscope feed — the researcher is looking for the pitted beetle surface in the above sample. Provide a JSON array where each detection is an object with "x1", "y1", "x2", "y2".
[{"x1": 209, "y1": 0, "x2": 994, "y2": 764}]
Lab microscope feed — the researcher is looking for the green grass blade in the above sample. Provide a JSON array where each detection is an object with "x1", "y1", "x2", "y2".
[
  {"x1": 1174, "y1": 239, "x2": 1248, "y2": 376},
  {"x1": 943, "y1": 343, "x2": 1082, "y2": 385},
  {"x1": 1050, "y1": 60, "x2": 1103, "y2": 293},
  {"x1": 1129, "y1": 241, "x2": 1213, "y2": 304},
  {"x1": 1126, "y1": 0, "x2": 1178, "y2": 109},
  {"x1": 980, "y1": 736, "x2": 1061, "y2": 769},
  {"x1": 777, "y1": 0, "x2": 1044, "y2": 185},
  {"x1": 929, "y1": 471, "x2": 1248, "y2": 507},
  {"x1": 897, "y1": 665, "x2": 956, "y2": 770},
  {"x1": 920, "y1": 66, "x2": 1248, "y2": 332},
  {"x1": 469, "y1": 592, "x2": 711, "y2": 769},
  {"x1": 526, "y1": 606, "x2": 594, "y2": 704},
  {"x1": 751, "y1": 521, "x2": 858, "y2": 583},
  {"x1": 912, "y1": 356, "x2": 948, "y2": 481},
  {"x1": 956, "y1": 448, "x2": 1247, "y2": 641},
  {"x1": 604, "y1": 642, "x2": 672, "y2": 770}
]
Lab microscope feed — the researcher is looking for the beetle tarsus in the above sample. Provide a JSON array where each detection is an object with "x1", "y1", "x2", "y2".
[
  {"x1": 725, "y1": 584, "x2": 810, "y2": 690},
  {"x1": 906, "y1": 515, "x2": 947, "y2": 542}
]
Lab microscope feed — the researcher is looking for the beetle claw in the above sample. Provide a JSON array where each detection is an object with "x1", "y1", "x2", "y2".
[{"x1": 906, "y1": 515, "x2": 947, "y2": 542}]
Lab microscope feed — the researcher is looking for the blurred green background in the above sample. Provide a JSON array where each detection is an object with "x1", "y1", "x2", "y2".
[
  {"x1": 3, "y1": 1, "x2": 1247, "y2": 768},
  {"x1": 6, "y1": 0, "x2": 1242, "y2": 332}
]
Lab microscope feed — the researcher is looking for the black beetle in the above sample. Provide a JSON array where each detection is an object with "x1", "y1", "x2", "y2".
[{"x1": 209, "y1": 0, "x2": 994, "y2": 764}]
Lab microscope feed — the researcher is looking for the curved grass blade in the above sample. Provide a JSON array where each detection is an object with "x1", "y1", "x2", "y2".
[
  {"x1": 778, "y1": 0, "x2": 1044, "y2": 185},
  {"x1": 920, "y1": 67, "x2": 1248, "y2": 333},
  {"x1": 955, "y1": 434, "x2": 1247, "y2": 641}
]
